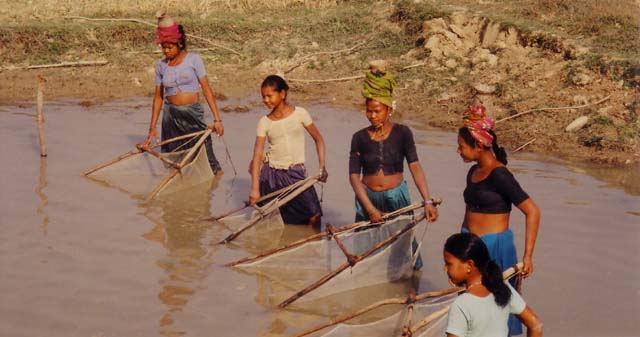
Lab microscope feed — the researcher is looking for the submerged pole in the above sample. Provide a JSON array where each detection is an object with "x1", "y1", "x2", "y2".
[{"x1": 36, "y1": 75, "x2": 47, "y2": 157}]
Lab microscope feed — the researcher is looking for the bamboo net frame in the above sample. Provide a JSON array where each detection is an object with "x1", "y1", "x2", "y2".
[
  {"x1": 218, "y1": 173, "x2": 322, "y2": 244},
  {"x1": 82, "y1": 130, "x2": 213, "y2": 200},
  {"x1": 228, "y1": 199, "x2": 442, "y2": 308},
  {"x1": 290, "y1": 263, "x2": 524, "y2": 337},
  {"x1": 226, "y1": 199, "x2": 441, "y2": 267}
]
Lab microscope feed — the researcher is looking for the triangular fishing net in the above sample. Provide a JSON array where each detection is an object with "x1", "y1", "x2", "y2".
[
  {"x1": 233, "y1": 215, "x2": 424, "y2": 306},
  {"x1": 291, "y1": 263, "x2": 523, "y2": 337},
  {"x1": 318, "y1": 293, "x2": 456, "y2": 337},
  {"x1": 85, "y1": 134, "x2": 214, "y2": 199}
]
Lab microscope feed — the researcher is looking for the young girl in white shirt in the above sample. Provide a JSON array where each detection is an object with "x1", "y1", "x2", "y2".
[
  {"x1": 443, "y1": 232, "x2": 543, "y2": 337},
  {"x1": 248, "y1": 75, "x2": 327, "y2": 228}
]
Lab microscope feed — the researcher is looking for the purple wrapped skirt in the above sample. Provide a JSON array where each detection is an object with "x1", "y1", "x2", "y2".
[{"x1": 259, "y1": 164, "x2": 322, "y2": 225}]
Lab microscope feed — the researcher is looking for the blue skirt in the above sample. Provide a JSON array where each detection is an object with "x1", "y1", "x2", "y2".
[
  {"x1": 354, "y1": 181, "x2": 422, "y2": 270},
  {"x1": 462, "y1": 227, "x2": 523, "y2": 335},
  {"x1": 259, "y1": 164, "x2": 322, "y2": 225},
  {"x1": 161, "y1": 101, "x2": 221, "y2": 172}
]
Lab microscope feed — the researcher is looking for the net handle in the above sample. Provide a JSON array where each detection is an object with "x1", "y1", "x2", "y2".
[
  {"x1": 218, "y1": 174, "x2": 321, "y2": 244},
  {"x1": 278, "y1": 212, "x2": 427, "y2": 308},
  {"x1": 225, "y1": 198, "x2": 443, "y2": 267}
]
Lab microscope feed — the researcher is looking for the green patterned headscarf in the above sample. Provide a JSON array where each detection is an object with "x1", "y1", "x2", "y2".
[{"x1": 361, "y1": 70, "x2": 396, "y2": 108}]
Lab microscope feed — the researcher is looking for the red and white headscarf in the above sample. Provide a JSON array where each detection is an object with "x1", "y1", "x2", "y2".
[{"x1": 462, "y1": 105, "x2": 495, "y2": 147}]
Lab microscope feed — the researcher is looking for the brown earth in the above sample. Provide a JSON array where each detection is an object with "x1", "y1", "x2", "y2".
[{"x1": 1, "y1": 6, "x2": 638, "y2": 167}]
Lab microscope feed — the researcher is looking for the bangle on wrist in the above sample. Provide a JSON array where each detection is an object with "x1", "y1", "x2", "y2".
[
  {"x1": 213, "y1": 120, "x2": 222, "y2": 123},
  {"x1": 423, "y1": 199, "x2": 433, "y2": 205}
]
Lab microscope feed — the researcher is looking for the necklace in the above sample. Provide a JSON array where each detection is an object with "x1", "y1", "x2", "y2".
[{"x1": 466, "y1": 282, "x2": 482, "y2": 290}]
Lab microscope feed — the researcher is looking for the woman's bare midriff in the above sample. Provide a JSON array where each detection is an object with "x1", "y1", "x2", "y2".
[
  {"x1": 362, "y1": 170, "x2": 403, "y2": 191},
  {"x1": 465, "y1": 212, "x2": 510, "y2": 236},
  {"x1": 166, "y1": 92, "x2": 199, "y2": 105}
]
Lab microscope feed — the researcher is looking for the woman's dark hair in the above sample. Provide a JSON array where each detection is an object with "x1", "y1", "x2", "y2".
[
  {"x1": 444, "y1": 232, "x2": 511, "y2": 307},
  {"x1": 178, "y1": 25, "x2": 187, "y2": 50},
  {"x1": 261, "y1": 75, "x2": 289, "y2": 93},
  {"x1": 458, "y1": 127, "x2": 508, "y2": 165}
]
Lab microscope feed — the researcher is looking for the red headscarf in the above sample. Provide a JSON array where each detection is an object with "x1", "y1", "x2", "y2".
[
  {"x1": 462, "y1": 105, "x2": 495, "y2": 147},
  {"x1": 156, "y1": 24, "x2": 182, "y2": 44}
]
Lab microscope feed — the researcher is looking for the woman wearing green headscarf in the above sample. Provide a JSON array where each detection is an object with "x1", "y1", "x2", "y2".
[{"x1": 348, "y1": 61, "x2": 438, "y2": 269}]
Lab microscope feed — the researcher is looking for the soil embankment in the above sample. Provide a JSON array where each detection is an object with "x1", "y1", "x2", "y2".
[{"x1": 1, "y1": 0, "x2": 638, "y2": 165}]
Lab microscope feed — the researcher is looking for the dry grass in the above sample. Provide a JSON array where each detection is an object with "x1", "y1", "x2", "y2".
[{"x1": 0, "y1": 0, "x2": 342, "y2": 22}]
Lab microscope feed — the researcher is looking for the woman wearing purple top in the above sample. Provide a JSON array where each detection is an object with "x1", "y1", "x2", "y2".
[{"x1": 142, "y1": 12, "x2": 223, "y2": 175}]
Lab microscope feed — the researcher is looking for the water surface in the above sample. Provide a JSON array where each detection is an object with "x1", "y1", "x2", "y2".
[{"x1": 0, "y1": 98, "x2": 638, "y2": 337}]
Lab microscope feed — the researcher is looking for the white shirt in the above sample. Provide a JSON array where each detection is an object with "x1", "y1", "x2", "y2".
[
  {"x1": 446, "y1": 282, "x2": 526, "y2": 337},
  {"x1": 256, "y1": 107, "x2": 313, "y2": 169}
]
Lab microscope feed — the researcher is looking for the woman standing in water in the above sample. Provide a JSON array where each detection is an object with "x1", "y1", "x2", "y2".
[
  {"x1": 142, "y1": 12, "x2": 224, "y2": 175},
  {"x1": 457, "y1": 103, "x2": 541, "y2": 334},
  {"x1": 248, "y1": 75, "x2": 327, "y2": 228},
  {"x1": 443, "y1": 232, "x2": 543, "y2": 337},
  {"x1": 348, "y1": 61, "x2": 438, "y2": 269}
]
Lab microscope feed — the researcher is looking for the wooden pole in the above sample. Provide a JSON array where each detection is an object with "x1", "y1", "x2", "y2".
[
  {"x1": 82, "y1": 148, "x2": 142, "y2": 176},
  {"x1": 204, "y1": 174, "x2": 314, "y2": 222},
  {"x1": 36, "y1": 76, "x2": 47, "y2": 157},
  {"x1": 147, "y1": 129, "x2": 212, "y2": 201},
  {"x1": 278, "y1": 213, "x2": 426, "y2": 308},
  {"x1": 226, "y1": 199, "x2": 440, "y2": 267},
  {"x1": 136, "y1": 145, "x2": 181, "y2": 169},
  {"x1": 219, "y1": 174, "x2": 321, "y2": 243},
  {"x1": 326, "y1": 224, "x2": 357, "y2": 266}
]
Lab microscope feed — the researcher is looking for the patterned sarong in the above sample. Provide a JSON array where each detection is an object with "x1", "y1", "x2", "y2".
[{"x1": 161, "y1": 101, "x2": 221, "y2": 172}]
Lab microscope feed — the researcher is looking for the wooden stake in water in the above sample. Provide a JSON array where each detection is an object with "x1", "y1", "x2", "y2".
[{"x1": 36, "y1": 75, "x2": 47, "y2": 157}]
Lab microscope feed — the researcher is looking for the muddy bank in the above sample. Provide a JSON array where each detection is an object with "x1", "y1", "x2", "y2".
[{"x1": 1, "y1": 4, "x2": 638, "y2": 166}]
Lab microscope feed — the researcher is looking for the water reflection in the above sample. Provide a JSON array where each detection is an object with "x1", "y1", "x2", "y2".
[
  {"x1": 35, "y1": 157, "x2": 49, "y2": 234},
  {"x1": 140, "y1": 179, "x2": 220, "y2": 336}
]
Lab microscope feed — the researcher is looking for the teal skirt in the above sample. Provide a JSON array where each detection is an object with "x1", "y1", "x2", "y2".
[{"x1": 354, "y1": 181, "x2": 422, "y2": 270}]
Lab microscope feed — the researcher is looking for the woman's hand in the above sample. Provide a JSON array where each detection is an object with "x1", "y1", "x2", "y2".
[
  {"x1": 141, "y1": 127, "x2": 159, "y2": 148},
  {"x1": 319, "y1": 166, "x2": 329, "y2": 183},
  {"x1": 522, "y1": 255, "x2": 534, "y2": 278},
  {"x1": 367, "y1": 208, "x2": 384, "y2": 223},
  {"x1": 249, "y1": 188, "x2": 261, "y2": 206},
  {"x1": 209, "y1": 121, "x2": 224, "y2": 136},
  {"x1": 425, "y1": 203, "x2": 438, "y2": 222}
]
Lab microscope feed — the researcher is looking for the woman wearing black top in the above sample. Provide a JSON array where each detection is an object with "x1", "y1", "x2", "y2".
[
  {"x1": 349, "y1": 62, "x2": 438, "y2": 225},
  {"x1": 457, "y1": 104, "x2": 541, "y2": 335}
]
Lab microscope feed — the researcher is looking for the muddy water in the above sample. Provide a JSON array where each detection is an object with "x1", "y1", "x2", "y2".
[{"x1": 1, "y1": 98, "x2": 638, "y2": 337}]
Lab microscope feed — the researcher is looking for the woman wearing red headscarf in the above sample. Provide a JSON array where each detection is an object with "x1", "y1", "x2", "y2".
[
  {"x1": 141, "y1": 12, "x2": 224, "y2": 174},
  {"x1": 456, "y1": 104, "x2": 541, "y2": 335}
]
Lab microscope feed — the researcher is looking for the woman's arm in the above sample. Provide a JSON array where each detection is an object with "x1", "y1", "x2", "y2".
[
  {"x1": 516, "y1": 198, "x2": 541, "y2": 277},
  {"x1": 304, "y1": 123, "x2": 326, "y2": 180},
  {"x1": 199, "y1": 75, "x2": 224, "y2": 136},
  {"x1": 249, "y1": 136, "x2": 266, "y2": 205},
  {"x1": 349, "y1": 173, "x2": 384, "y2": 223},
  {"x1": 518, "y1": 306, "x2": 543, "y2": 337},
  {"x1": 142, "y1": 86, "x2": 164, "y2": 146},
  {"x1": 407, "y1": 161, "x2": 438, "y2": 222}
]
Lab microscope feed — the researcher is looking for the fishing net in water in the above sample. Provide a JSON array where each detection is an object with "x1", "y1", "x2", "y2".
[
  {"x1": 317, "y1": 293, "x2": 456, "y2": 337},
  {"x1": 84, "y1": 131, "x2": 214, "y2": 199},
  {"x1": 230, "y1": 213, "x2": 426, "y2": 307},
  {"x1": 291, "y1": 263, "x2": 523, "y2": 337},
  {"x1": 216, "y1": 206, "x2": 285, "y2": 251}
]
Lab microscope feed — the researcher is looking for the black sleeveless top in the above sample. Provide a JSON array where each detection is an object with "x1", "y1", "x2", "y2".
[
  {"x1": 463, "y1": 164, "x2": 529, "y2": 214},
  {"x1": 349, "y1": 124, "x2": 419, "y2": 176}
]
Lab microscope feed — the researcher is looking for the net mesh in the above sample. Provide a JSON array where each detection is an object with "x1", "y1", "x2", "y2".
[
  {"x1": 216, "y1": 206, "x2": 285, "y2": 251},
  {"x1": 317, "y1": 293, "x2": 456, "y2": 337},
  {"x1": 234, "y1": 215, "x2": 422, "y2": 305},
  {"x1": 88, "y1": 144, "x2": 214, "y2": 198}
]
